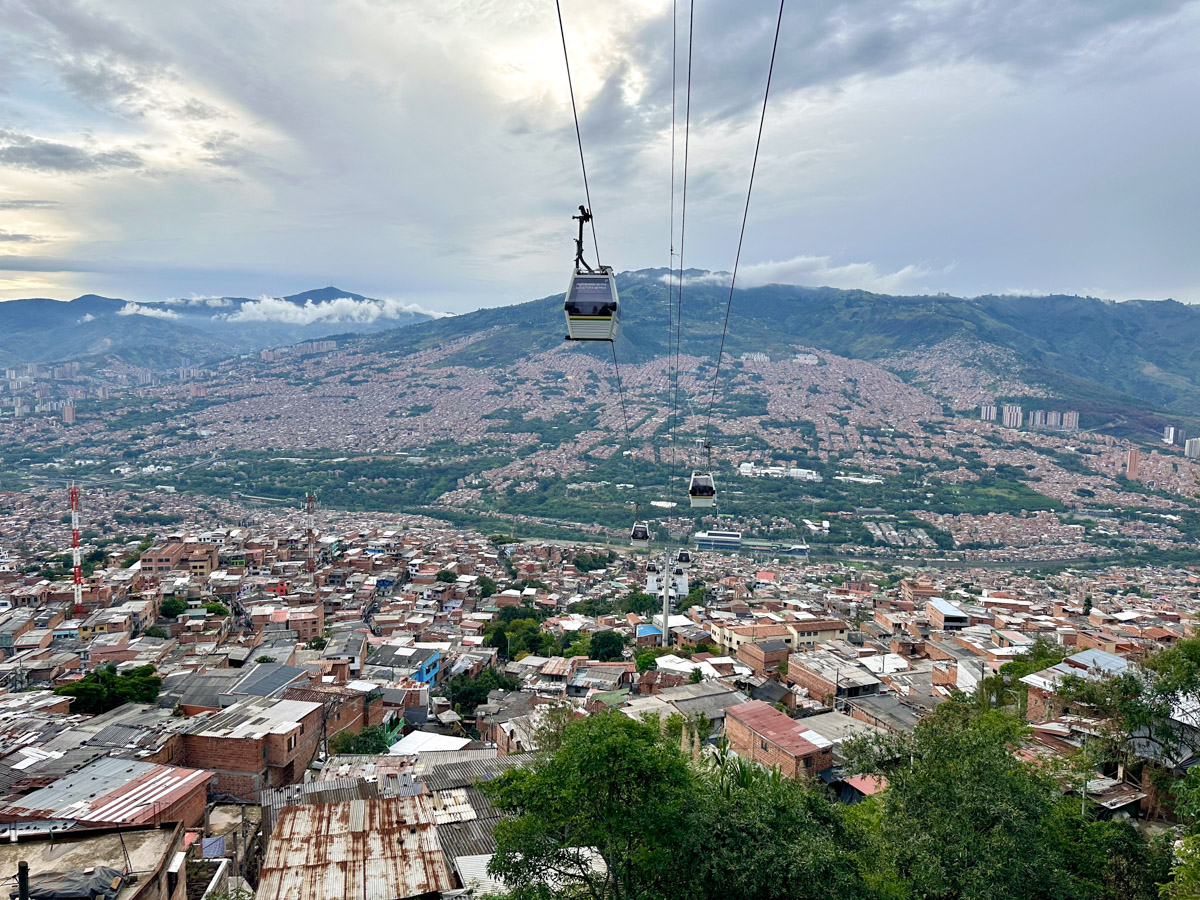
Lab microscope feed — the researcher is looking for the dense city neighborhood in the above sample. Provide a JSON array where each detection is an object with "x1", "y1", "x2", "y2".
[{"x1": 0, "y1": 495, "x2": 1197, "y2": 898}]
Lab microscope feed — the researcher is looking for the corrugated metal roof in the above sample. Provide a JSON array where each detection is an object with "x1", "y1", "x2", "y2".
[
  {"x1": 229, "y1": 663, "x2": 309, "y2": 698},
  {"x1": 0, "y1": 756, "x2": 212, "y2": 825},
  {"x1": 411, "y1": 748, "x2": 499, "y2": 775},
  {"x1": 256, "y1": 797, "x2": 455, "y2": 900},
  {"x1": 452, "y1": 854, "x2": 507, "y2": 897},
  {"x1": 437, "y1": 815, "x2": 501, "y2": 861},
  {"x1": 89, "y1": 724, "x2": 150, "y2": 750},
  {"x1": 420, "y1": 754, "x2": 531, "y2": 792}
]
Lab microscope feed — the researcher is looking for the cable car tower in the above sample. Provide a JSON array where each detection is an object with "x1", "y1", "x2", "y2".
[
  {"x1": 563, "y1": 206, "x2": 619, "y2": 342},
  {"x1": 305, "y1": 492, "x2": 317, "y2": 584},
  {"x1": 69, "y1": 483, "x2": 83, "y2": 617}
]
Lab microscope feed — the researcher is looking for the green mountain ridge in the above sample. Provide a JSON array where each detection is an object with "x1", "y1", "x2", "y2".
[{"x1": 358, "y1": 272, "x2": 1200, "y2": 418}]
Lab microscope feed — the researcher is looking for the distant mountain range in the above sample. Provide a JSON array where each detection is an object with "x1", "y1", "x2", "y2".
[
  {"x1": 359, "y1": 269, "x2": 1200, "y2": 418},
  {"x1": 0, "y1": 287, "x2": 441, "y2": 368},
  {"x1": 7, "y1": 272, "x2": 1200, "y2": 419}
]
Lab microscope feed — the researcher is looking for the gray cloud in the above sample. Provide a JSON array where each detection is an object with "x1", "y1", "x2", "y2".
[
  {"x1": 0, "y1": 199, "x2": 60, "y2": 210},
  {"x1": 0, "y1": 232, "x2": 44, "y2": 243},
  {"x1": 0, "y1": 131, "x2": 142, "y2": 173},
  {"x1": 0, "y1": 0, "x2": 1196, "y2": 307}
]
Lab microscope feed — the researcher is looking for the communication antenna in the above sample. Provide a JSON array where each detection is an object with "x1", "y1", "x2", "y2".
[
  {"x1": 305, "y1": 492, "x2": 317, "y2": 583},
  {"x1": 69, "y1": 483, "x2": 83, "y2": 617}
]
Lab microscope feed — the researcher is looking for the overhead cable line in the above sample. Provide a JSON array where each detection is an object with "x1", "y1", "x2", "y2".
[
  {"x1": 555, "y1": 0, "x2": 600, "y2": 266},
  {"x1": 666, "y1": 0, "x2": 678, "y2": 470},
  {"x1": 611, "y1": 343, "x2": 634, "y2": 444},
  {"x1": 555, "y1": 0, "x2": 635, "y2": 455},
  {"x1": 670, "y1": 0, "x2": 695, "y2": 472},
  {"x1": 703, "y1": 0, "x2": 786, "y2": 447}
]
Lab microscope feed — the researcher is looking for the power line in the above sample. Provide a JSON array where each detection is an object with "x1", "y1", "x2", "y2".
[
  {"x1": 704, "y1": 0, "x2": 786, "y2": 446},
  {"x1": 611, "y1": 342, "x2": 634, "y2": 446},
  {"x1": 555, "y1": 0, "x2": 600, "y2": 266},
  {"x1": 670, "y1": 0, "x2": 695, "y2": 472},
  {"x1": 554, "y1": 2, "x2": 634, "y2": 471},
  {"x1": 666, "y1": 0, "x2": 677, "y2": 471}
]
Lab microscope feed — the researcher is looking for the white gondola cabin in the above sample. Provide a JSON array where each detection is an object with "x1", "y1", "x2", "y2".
[
  {"x1": 688, "y1": 472, "x2": 716, "y2": 508},
  {"x1": 564, "y1": 266, "x2": 619, "y2": 342},
  {"x1": 630, "y1": 521, "x2": 650, "y2": 548},
  {"x1": 675, "y1": 548, "x2": 692, "y2": 568}
]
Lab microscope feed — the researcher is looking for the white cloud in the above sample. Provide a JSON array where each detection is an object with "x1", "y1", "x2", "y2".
[
  {"x1": 162, "y1": 295, "x2": 234, "y2": 307},
  {"x1": 663, "y1": 255, "x2": 942, "y2": 295},
  {"x1": 77, "y1": 312, "x2": 94, "y2": 323},
  {"x1": 117, "y1": 301, "x2": 179, "y2": 319},
  {"x1": 222, "y1": 295, "x2": 451, "y2": 325}
]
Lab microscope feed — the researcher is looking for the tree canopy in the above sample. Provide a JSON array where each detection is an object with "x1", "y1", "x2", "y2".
[
  {"x1": 329, "y1": 724, "x2": 390, "y2": 755},
  {"x1": 445, "y1": 667, "x2": 519, "y2": 715},
  {"x1": 54, "y1": 664, "x2": 162, "y2": 714},
  {"x1": 843, "y1": 699, "x2": 1170, "y2": 900},
  {"x1": 590, "y1": 631, "x2": 624, "y2": 662},
  {"x1": 484, "y1": 710, "x2": 869, "y2": 900}
]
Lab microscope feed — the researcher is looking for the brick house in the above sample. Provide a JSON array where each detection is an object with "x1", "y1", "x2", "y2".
[
  {"x1": 181, "y1": 697, "x2": 323, "y2": 800},
  {"x1": 737, "y1": 639, "x2": 790, "y2": 678},
  {"x1": 725, "y1": 700, "x2": 834, "y2": 777},
  {"x1": 786, "y1": 650, "x2": 882, "y2": 705}
]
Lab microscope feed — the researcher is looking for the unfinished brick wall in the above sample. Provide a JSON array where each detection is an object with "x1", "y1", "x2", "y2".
[
  {"x1": 181, "y1": 733, "x2": 266, "y2": 800},
  {"x1": 725, "y1": 715, "x2": 831, "y2": 778}
]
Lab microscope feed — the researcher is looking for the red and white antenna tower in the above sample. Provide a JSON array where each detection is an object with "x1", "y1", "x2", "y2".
[
  {"x1": 69, "y1": 483, "x2": 83, "y2": 617},
  {"x1": 305, "y1": 492, "x2": 316, "y2": 582}
]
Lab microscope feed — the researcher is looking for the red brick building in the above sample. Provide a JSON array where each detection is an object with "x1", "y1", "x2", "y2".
[
  {"x1": 737, "y1": 639, "x2": 790, "y2": 678},
  {"x1": 725, "y1": 700, "x2": 834, "y2": 777},
  {"x1": 181, "y1": 697, "x2": 323, "y2": 800}
]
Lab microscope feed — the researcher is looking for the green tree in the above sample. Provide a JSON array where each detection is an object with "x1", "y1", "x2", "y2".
[
  {"x1": 329, "y1": 724, "x2": 390, "y2": 755},
  {"x1": 635, "y1": 646, "x2": 671, "y2": 673},
  {"x1": 306, "y1": 636, "x2": 328, "y2": 650},
  {"x1": 478, "y1": 574, "x2": 498, "y2": 598},
  {"x1": 844, "y1": 699, "x2": 1167, "y2": 900},
  {"x1": 142, "y1": 625, "x2": 169, "y2": 639},
  {"x1": 160, "y1": 597, "x2": 187, "y2": 618},
  {"x1": 436, "y1": 569, "x2": 457, "y2": 583},
  {"x1": 54, "y1": 664, "x2": 162, "y2": 714},
  {"x1": 591, "y1": 631, "x2": 624, "y2": 662},
  {"x1": 563, "y1": 632, "x2": 591, "y2": 659},
  {"x1": 484, "y1": 711, "x2": 697, "y2": 900},
  {"x1": 621, "y1": 591, "x2": 659, "y2": 617},
  {"x1": 203, "y1": 601, "x2": 230, "y2": 617},
  {"x1": 255, "y1": 656, "x2": 277, "y2": 664},
  {"x1": 445, "y1": 667, "x2": 519, "y2": 715},
  {"x1": 485, "y1": 710, "x2": 869, "y2": 900}
]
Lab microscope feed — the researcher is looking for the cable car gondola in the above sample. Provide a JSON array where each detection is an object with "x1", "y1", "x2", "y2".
[
  {"x1": 630, "y1": 521, "x2": 650, "y2": 548},
  {"x1": 565, "y1": 267, "x2": 618, "y2": 341},
  {"x1": 563, "y1": 206, "x2": 619, "y2": 342},
  {"x1": 676, "y1": 548, "x2": 692, "y2": 568},
  {"x1": 688, "y1": 471, "x2": 716, "y2": 508}
]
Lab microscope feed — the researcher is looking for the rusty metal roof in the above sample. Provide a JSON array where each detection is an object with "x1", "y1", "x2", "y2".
[
  {"x1": 0, "y1": 756, "x2": 212, "y2": 826},
  {"x1": 256, "y1": 796, "x2": 455, "y2": 900}
]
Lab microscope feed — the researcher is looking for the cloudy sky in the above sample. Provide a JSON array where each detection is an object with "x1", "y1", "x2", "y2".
[{"x1": 1, "y1": 0, "x2": 1198, "y2": 312}]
